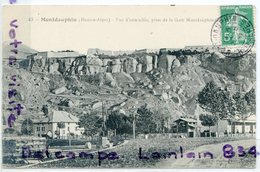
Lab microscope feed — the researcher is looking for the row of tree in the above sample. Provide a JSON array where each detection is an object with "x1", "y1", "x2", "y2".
[
  {"x1": 198, "y1": 81, "x2": 255, "y2": 137},
  {"x1": 78, "y1": 104, "x2": 172, "y2": 138}
]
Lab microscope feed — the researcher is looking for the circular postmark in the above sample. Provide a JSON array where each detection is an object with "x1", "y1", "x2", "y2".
[{"x1": 211, "y1": 13, "x2": 255, "y2": 58}]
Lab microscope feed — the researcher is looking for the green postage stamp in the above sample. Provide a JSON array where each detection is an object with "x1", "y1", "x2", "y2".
[{"x1": 211, "y1": 5, "x2": 255, "y2": 57}]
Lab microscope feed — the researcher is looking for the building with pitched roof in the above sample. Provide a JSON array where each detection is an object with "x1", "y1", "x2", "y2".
[
  {"x1": 200, "y1": 115, "x2": 256, "y2": 137},
  {"x1": 33, "y1": 110, "x2": 84, "y2": 139},
  {"x1": 172, "y1": 118, "x2": 199, "y2": 137}
]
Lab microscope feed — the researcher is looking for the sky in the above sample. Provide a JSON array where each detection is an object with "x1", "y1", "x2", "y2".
[{"x1": 2, "y1": 5, "x2": 222, "y2": 53}]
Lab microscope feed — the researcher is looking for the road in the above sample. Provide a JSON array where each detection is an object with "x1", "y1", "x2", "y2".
[{"x1": 156, "y1": 139, "x2": 256, "y2": 168}]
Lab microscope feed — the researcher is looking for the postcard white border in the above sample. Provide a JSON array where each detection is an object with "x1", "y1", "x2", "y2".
[{"x1": 0, "y1": 1, "x2": 259, "y2": 172}]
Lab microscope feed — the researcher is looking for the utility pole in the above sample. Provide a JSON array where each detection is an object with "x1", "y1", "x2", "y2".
[
  {"x1": 40, "y1": 113, "x2": 42, "y2": 137},
  {"x1": 101, "y1": 100, "x2": 107, "y2": 136},
  {"x1": 27, "y1": 117, "x2": 29, "y2": 135},
  {"x1": 101, "y1": 101, "x2": 104, "y2": 136},
  {"x1": 133, "y1": 112, "x2": 136, "y2": 139},
  {"x1": 68, "y1": 129, "x2": 71, "y2": 147},
  {"x1": 132, "y1": 106, "x2": 136, "y2": 139}
]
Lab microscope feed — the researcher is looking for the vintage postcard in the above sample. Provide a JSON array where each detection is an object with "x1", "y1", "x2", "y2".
[{"x1": 1, "y1": 5, "x2": 257, "y2": 169}]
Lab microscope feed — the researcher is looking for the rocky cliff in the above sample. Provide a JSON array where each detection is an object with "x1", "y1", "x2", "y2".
[
  {"x1": 5, "y1": 48, "x2": 255, "y2": 127},
  {"x1": 24, "y1": 51, "x2": 185, "y2": 76}
]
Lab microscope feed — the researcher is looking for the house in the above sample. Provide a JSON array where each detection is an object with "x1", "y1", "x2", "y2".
[
  {"x1": 172, "y1": 118, "x2": 199, "y2": 137},
  {"x1": 33, "y1": 110, "x2": 84, "y2": 139},
  {"x1": 229, "y1": 115, "x2": 256, "y2": 134},
  {"x1": 200, "y1": 120, "x2": 229, "y2": 137},
  {"x1": 200, "y1": 115, "x2": 256, "y2": 137}
]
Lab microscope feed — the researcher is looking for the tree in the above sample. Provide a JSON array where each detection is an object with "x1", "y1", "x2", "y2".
[
  {"x1": 136, "y1": 104, "x2": 157, "y2": 134},
  {"x1": 106, "y1": 111, "x2": 132, "y2": 136},
  {"x1": 232, "y1": 92, "x2": 245, "y2": 110},
  {"x1": 79, "y1": 111, "x2": 103, "y2": 138},
  {"x1": 155, "y1": 106, "x2": 171, "y2": 133},
  {"x1": 199, "y1": 114, "x2": 217, "y2": 137},
  {"x1": 233, "y1": 92, "x2": 248, "y2": 115},
  {"x1": 21, "y1": 119, "x2": 34, "y2": 135},
  {"x1": 244, "y1": 88, "x2": 256, "y2": 115},
  {"x1": 219, "y1": 87, "x2": 236, "y2": 119},
  {"x1": 197, "y1": 82, "x2": 234, "y2": 137},
  {"x1": 233, "y1": 89, "x2": 255, "y2": 135},
  {"x1": 245, "y1": 88, "x2": 256, "y2": 135},
  {"x1": 42, "y1": 105, "x2": 49, "y2": 116}
]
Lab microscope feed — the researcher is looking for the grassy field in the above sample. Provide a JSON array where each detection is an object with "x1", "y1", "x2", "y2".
[
  {"x1": 32, "y1": 136, "x2": 256, "y2": 168},
  {"x1": 156, "y1": 138, "x2": 256, "y2": 168}
]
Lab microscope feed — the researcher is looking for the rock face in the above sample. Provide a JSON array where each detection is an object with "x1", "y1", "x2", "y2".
[
  {"x1": 124, "y1": 57, "x2": 138, "y2": 73},
  {"x1": 136, "y1": 64, "x2": 142, "y2": 73},
  {"x1": 49, "y1": 63, "x2": 59, "y2": 74},
  {"x1": 52, "y1": 86, "x2": 66, "y2": 94},
  {"x1": 26, "y1": 49, "x2": 200, "y2": 76},
  {"x1": 87, "y1": 56, "x2": 103, "y2": 75},
  {"x1": 111, "y1": 59, "x2": 121, "y2": 73},
  {"x1": 172, "y1": 59, "x2": 181, "y2": 68},
  {"x1": 158, "y1": 54, "x2": 176, "y2": 72},
  {"x1": 8, "y1": 48, "x2": 256, "y2": 129},
  {"x1": 170, "y1": 92, "x2": 182, "y2": 106},
  {"x1": 92, "y1": 101, "x2": 103, "y2": 109},
  {"x1": 141, "y1": 55, "x2": 153, "y2": 72},
  {"x1": 23, "y1": 49, "x2": 254, "y2": 88},
  {"x1": 201, "y1": 52, "x2": 255, "y2": 79},
  {"x1": 153, "y1": 55, "x2": 158, "y2": 69},
  {"x1": 104, "y1": 73, "x2": 117, "y2": 87}
]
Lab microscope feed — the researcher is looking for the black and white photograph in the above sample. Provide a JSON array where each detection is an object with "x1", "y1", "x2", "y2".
[{"x1": 1, "y1": 4, "x2": 257, "y2": 169}]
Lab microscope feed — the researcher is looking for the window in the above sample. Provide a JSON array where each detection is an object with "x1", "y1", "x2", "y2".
[
  {"x1": 42, "y1": 127, "x2": 45, "y2": 131},
  {"x1": 68, "y1": 127, "x2": 70, "y2": 131},
  {"x1": 63, "y1": 130, "x2": 65, "y2": 134},
  {"x1": 37, "y1": 127, "x2": 40, "y2": 131}
]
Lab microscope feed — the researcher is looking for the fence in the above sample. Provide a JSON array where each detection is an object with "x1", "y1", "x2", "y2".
[
  {"x1": 137, "y1": 133, "x2": 188, "y2": 139},
  {"x1": 3, "y1": 136, "x2": 46, "y2": 157}
]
